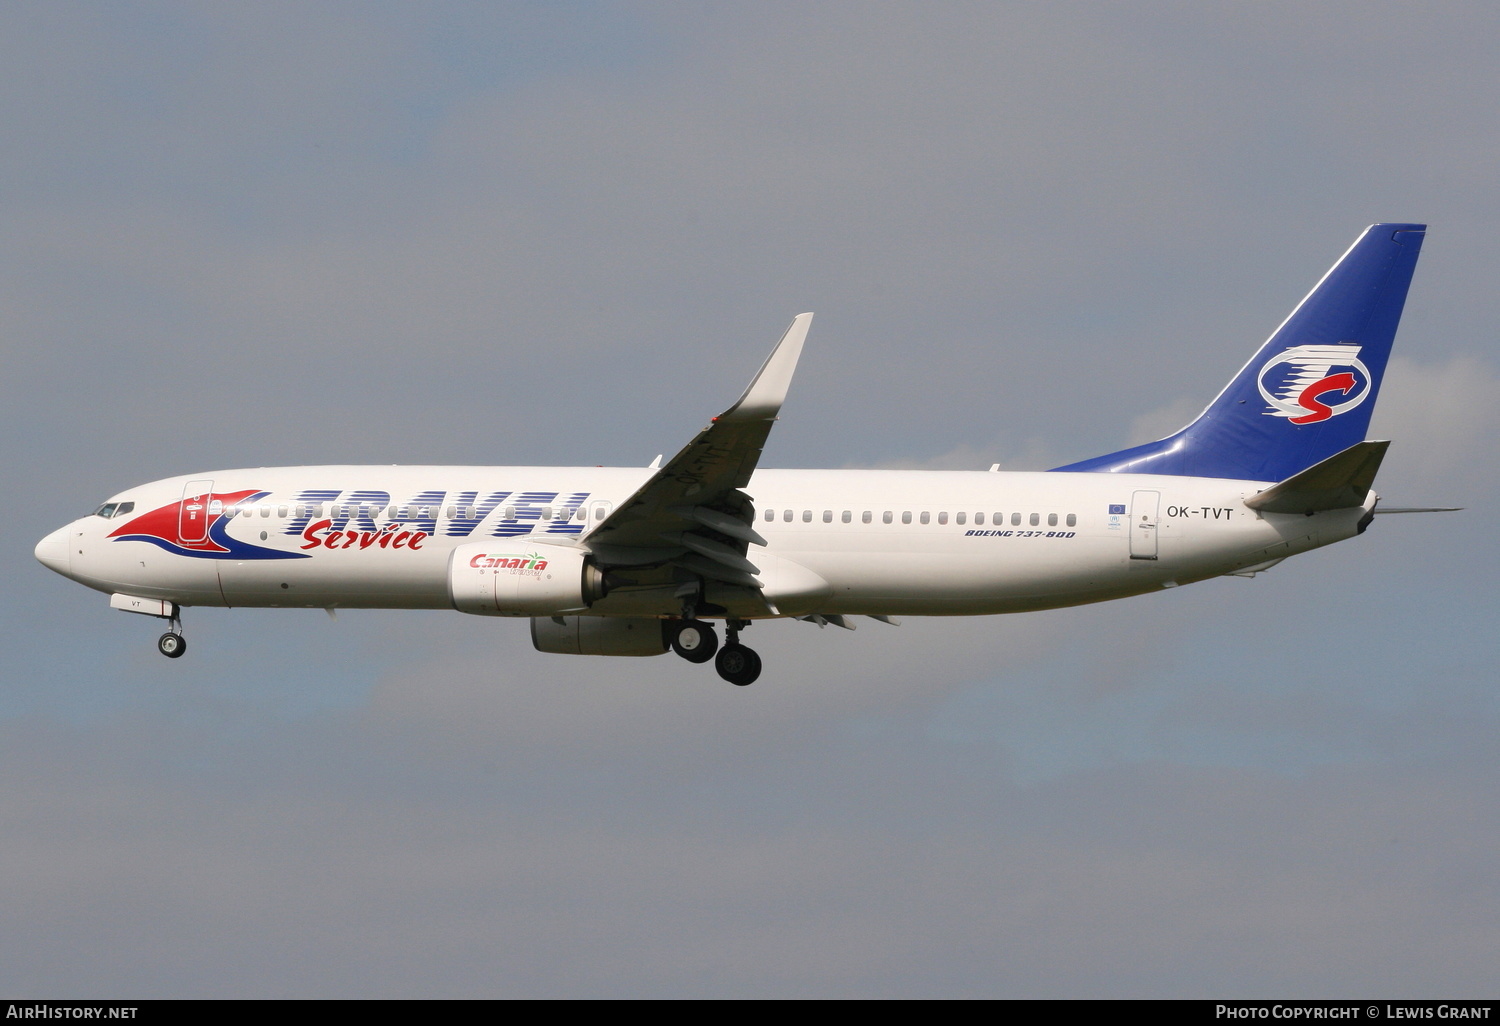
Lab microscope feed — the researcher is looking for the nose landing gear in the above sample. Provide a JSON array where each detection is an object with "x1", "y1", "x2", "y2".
[{"x1": 154, "y1": 606, "x2": 186, "y2": 659}]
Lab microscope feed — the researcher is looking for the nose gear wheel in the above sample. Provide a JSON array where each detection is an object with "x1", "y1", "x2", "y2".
[{"x1": 157, "y1": 631, "x2": 186, "y2": 658}]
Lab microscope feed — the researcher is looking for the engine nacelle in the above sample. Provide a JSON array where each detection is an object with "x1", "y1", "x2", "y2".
[
  {"x1": 531, "y1": 616, "x2": 669, "y2": 657},
  {"x1": 448, "y1": 542, "x2": 609, "y2": 616}
]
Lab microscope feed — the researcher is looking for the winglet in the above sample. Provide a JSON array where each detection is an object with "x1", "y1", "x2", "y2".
[{"x1": 720, "y1": 313, "x2": 813, "y2": 422}]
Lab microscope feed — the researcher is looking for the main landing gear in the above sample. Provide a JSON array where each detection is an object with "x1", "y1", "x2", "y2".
[{"x1": 669, "y1": 617, "x2": 762, "y2": 686}]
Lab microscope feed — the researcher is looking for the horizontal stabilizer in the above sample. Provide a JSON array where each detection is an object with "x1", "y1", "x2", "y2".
[{"x1": 1245, "y1": 440, "x2": 1389, "y2": 515}]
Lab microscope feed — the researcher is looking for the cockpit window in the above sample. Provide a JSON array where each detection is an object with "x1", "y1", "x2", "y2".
[{"x1": 92, "y1": 501, "x2": 136, "y2": 519}]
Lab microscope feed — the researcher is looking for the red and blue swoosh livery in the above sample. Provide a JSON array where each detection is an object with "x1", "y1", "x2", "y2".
[{"x1": 108, "y1": 490, "x2": 310, "y2": 560}]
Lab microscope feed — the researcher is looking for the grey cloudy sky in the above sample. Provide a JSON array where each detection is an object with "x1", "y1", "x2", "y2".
[{"x1": 4, "y1": 1, "x2": 1498, "y2": 997}]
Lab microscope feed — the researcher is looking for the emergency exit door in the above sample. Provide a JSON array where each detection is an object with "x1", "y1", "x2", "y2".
[{"x1": 178, "y1": 479, "x2": 215, "y2": 545}]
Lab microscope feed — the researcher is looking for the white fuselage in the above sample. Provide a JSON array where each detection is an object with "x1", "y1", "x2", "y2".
[{"x1": 43, "y1": 465, "x2": 1370, "y2": 620}]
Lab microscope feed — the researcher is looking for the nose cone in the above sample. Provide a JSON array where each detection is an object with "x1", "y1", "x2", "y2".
[{"x1": 35, "y1": 525, "x2": 71, "y2": 576}]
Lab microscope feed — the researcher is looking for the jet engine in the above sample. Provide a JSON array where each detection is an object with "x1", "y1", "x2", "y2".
[
  {"x1": 448, "y1": 542, "x2": 610, "y2": 616},
  {"x1": 531, "y1": 616, "x2": 669, "y2": 656}
]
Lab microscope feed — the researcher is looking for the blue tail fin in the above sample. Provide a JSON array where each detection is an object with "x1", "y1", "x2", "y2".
[{"x1": 1052, "y1": 223, "x2": 1426, "y2": 482}]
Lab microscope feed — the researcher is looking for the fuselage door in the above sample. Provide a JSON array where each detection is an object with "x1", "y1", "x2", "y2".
[
  {"x1": 179, "y1": 479, "x2": 215, "y2": 545},
  {"x1": 1130, "y1": 489, "x2": 1160, "y2": 560}
]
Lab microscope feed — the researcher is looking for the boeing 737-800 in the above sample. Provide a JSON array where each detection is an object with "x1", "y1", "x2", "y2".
[{"x1": 36, "y1": 224, "x2": 1440, "y2": 685}]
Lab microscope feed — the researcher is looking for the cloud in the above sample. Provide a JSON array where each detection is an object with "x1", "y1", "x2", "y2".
[
  {"x1": 2, "y1": 710, "x2": 1496, "y2": 996},
  {"x1": 1369, "y1": 354, "x2": 1500, "y2": 497}
]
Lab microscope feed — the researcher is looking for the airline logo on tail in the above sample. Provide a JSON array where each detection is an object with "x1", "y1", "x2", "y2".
[{"x1": 1257, "y1": 344, "x2": 1372, "y2": 424}]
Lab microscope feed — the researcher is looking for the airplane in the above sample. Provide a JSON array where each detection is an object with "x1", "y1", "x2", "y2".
[{"x1": 36, "y1": 223, "x2": 1446, "y2": 686}]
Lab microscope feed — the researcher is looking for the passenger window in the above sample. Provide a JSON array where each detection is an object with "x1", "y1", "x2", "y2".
[
  {"x1": 956, "y1": 512, "x2": 966, "y2": 525},
  {"x1": 765, "y1": 509, "x2": 774, "y2": 522},
  {"x1": 842, "y1": 510, "x2": 852, "y2": 523},
  {"x1": 575, "y1": 507, "x2": 586, "y2": 521},
  {"x1": 1011, "y1": 512, "x2": 1021, "y2": 526},
  {"x1": 260, "y1": 506, "x2": 271, "y2": 518},
  {"x1": 901, "y1": 511, "x2": 912, "y2": 525},
  {"x1": 1047, "y1": 513, "x2": 1058, "y2": 527},
  {"x1": 595, "y1": 507, "x2": 607, "y2": 520},
  {"x1": 540, "y1": 507, "x2": 552, "y2": 521},
  {"x1": 823, "y1": 510, "x2": 832, "y2": 523},
  {"x1": 278, "y1": 505, "x2": 288, "y2": 518},
  {"x1": 1066, "y1": 513, "x2": 1077, "y2": 527},
  {"x1": 1029, "y1": 513, "x2": 1040, "y2": 526},
  {"x1": 938, "y1": 512, "x2": 948, "y2": 525},
  {"x1": 862, "y1": 511, "x2": 872, "y2": 524},
  {"x1": 919, "y1": 511, "x2": 930, "y2": 525},
  {"x1": 974, "y1": 512, "x2": 984, "y2": 525},
  {"x1": 802, "y1": 510, "x2": 812, "y2": 523},
  {"x1": 784, "y1": 510, "x2": 793, "y2": 522},
  {"x1": 882, "y1": 511, "x2": 893, "y2": 524}
]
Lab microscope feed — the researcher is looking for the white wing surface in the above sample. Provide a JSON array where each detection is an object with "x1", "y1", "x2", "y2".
[{"x1": 585, "y1": 314, "x2": 812, "y2": 592}]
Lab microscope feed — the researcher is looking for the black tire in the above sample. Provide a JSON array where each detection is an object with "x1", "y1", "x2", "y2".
[
  {"x1": 670, "y1": 620, "x2": 718, "y2": 663},
  {"x1": 715, "y1": 643, "x2": 761, "y2": 686},
  {"x1": 157, "y1": 633, "x2": 187, "y2": 659}
]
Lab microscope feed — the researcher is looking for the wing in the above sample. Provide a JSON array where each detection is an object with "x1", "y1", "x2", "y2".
[{"x1": 585, "y1": 313, "x2": 813, "y2": 593}]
